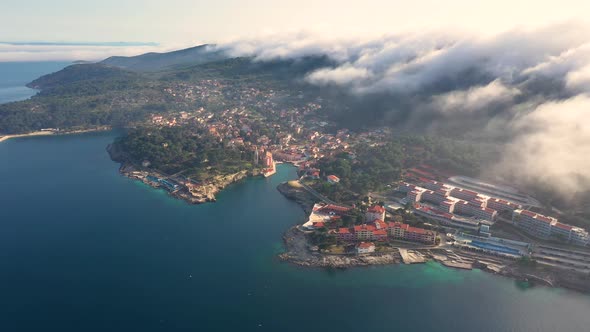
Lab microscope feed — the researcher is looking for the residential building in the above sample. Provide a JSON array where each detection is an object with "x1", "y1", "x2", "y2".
[
  {"x1": 571, "y1": 228, "x2": 590, "y2": 247},
  {"x1": 335, "y1": 227, "x2": 354, "y2": 241},
  {"x1": 487, "y1": 198, "x2": 521, "y2": 212},
  {"x1": 327, "y1": 175, "x2": 340, "y2": 184},
  {"x1": 454, "y1": 200, "x2": 471, "y2": 215},
  {"x1": 422, "y1": 190, "x2": 447, "y2": 205},
  {"x1": 513, "y1": 209, "x2": 557, "y2": 239},
  {"x1": 386, "y1": 222, "x2": 436, "y2": 244},
  {"x1": 354, "y1": 224, "x2": 376, "y2": 241},
  {"x1": 399, "y1": 182, "x2": 417, "y2": 193},
  {"x1": 440, "y1": 200, "x2": 456, "y2": 213},
  {"x1": 450, "y1": 188, "x2": 479, "y2": 201},
  {"x1": 317, "y1": 204, "x2": 352, "y2": 215},
  {"x1": 365, "y1": 205, "x2": 386, "y2": 222},
  {"x1": 405, "y1": 226, "x2": 436, "y2": 244},
  {"x1": 408, "y1": 189, "x2": 425, "y2": 203},
  {"x1": 387, "y1": 222, "x2": 407, "y2": 239},
  {"x1": 423, "y1": 180, "x2": 451, "y2": 192},
  {"x1": 356, "y1": 242, "x2": 376, "y2": 254},
  {"x1": 471, "y1": 207, "x2": 497, "y2": 222}
]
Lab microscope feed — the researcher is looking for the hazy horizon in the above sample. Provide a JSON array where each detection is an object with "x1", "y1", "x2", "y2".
[{"x1": 1, "y1": 0, "x2": 590, "y2": 62}]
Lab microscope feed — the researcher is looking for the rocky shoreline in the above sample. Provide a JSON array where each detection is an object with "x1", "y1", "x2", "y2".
[
  {"x1": 276, "y1": 181, "x2": 318, "y2": 215},
  {"x1": 276, "y1": 184, "x2": 590, "y2": 293},
  {"x1": 107, "y1": 143, "x2": 257, "y2": 204},
  {"x1": 279, "y1": 226, "x2": 401, "y2": 268}
]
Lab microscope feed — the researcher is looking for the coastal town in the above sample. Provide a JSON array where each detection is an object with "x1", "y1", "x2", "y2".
[
  {"x1": 94, "y1": 76, "x2": 590, "y2": 292},
  {"x1": 279, "y1": 170, "x2": 590, "y2": 292}
]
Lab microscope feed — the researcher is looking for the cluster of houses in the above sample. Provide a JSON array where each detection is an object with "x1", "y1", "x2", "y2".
[{"x1": 306, "y1": 203, "x2": 437, "y2": 254}]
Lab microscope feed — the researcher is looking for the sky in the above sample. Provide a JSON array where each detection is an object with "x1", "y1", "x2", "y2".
[{"x1": 2, "y1": 0, "x2": 590, "y2": 45}]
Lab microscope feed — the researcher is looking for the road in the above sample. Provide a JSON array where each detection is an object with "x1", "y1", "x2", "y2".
[{"x1": 297, "y1": 179, "x2": 350, "y2": 207}]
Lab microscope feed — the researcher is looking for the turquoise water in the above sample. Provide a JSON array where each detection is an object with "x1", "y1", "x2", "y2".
[
  {"x1": 0, "y1": 63, "x2": 590, "y2": 331},
  {"x1": 0, "y1": 132, "x2": 589, "y2": 332}
]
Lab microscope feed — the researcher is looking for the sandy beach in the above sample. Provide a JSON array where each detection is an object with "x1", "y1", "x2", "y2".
[
  {"x1": 0, "y1": 127, "x2": 112, "y2": 143},
  {"x1": 0, "y1": 131, "x2": 54, "y2": 143}
]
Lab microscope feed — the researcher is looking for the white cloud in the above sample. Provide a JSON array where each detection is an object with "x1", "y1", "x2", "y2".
[
  {"x1": 496, "y1": 95, "x2": 590, "y2": 195},
  {"x1": 0, "y1": 43, "x2": 184, "y2": 62},
  {"x1": 306, "y1": 64, "x2": 371, "y2": 86},
  {"x1": 222, "y1": 23, "x2": 590, "y2": 98},
  {"x1": 433, "y1": 80, "x2": 520, "y2": 113},
  {"x1": 566, "y1": 64, "x2": 590, "y2": 92}
]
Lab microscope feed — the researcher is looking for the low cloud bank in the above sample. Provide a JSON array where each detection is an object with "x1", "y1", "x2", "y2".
[
  {"x1": 221, "y1": 24, "x2": 590, "y2": 195},
  {"x1": 0, "y1": 42, "x2": 174, "y2": 62}
]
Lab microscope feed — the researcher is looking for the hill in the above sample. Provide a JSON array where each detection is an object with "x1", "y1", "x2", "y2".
[{"x1": 101, "y1": 44, "x2": 228, "y2": 72}]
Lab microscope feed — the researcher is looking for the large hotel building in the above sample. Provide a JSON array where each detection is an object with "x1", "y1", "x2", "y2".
[{"x1": 513, "y1": 209, "x2": 589, "y2": 247}]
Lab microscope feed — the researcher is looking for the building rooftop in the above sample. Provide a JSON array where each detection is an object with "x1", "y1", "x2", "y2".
[
  {"x1": 367, "y1": 205, "x2": 385, "y2": 213},
  {"x1": 357, "y1": 242, "x2": 375, "y2": 249}
]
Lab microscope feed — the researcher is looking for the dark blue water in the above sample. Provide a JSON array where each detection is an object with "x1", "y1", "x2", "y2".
[
  {"x1": 1, "y1": 132, "x2": 590, "y2": 332},
  {"x1": 0, "y1": 63, "x2": 590, "y2": 331},
  {"x1": 0, "y1": 62, "x2": 70, "y2": 104}
]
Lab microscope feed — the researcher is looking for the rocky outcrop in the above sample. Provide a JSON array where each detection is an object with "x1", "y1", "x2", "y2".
[
  {"x1": 108, "y1": 143, "x2": 257, "y2": 205},
  {"x1": 279, "y1": 251, "x2": 400, "y2": 268},
  {"x1": 276, "y1": 181, "x2": 317, "y2": 214},
  {"x1": 279, "y1": 226, "x2": 401, "y2": 268},
  {"x1": 183, "y1": 170, "x2": 251, "y2": 203}
]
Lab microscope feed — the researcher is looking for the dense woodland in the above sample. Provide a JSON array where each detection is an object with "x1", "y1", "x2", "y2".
[
  {"x1": 312, "y1": 135, "x2": 484, "y2": 202},
  {"x1": 114, "y1": 126, "x2": 254, "y2": 181}
]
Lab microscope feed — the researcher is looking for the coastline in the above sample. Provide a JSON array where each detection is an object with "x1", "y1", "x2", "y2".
[
  {"x1": 107, "y1": 143, "x2": 259, "y2": 205},
  {"x1": 0, "y1": 131, "x2": 53, "y2": 143},
  {"x1": 0, "y1": 126, "x2": 111, "y2": 143},
  {"x1": 276, "y1": 181, "x2": 590, "y2": 294},
  {"x1": 119, "y1": 162, "x2": 254, "y2": 204}
]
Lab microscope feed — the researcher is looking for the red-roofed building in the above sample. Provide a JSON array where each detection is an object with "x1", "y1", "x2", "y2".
[
  {"x1": 373, "y1": 219, "x2": 388, "y2": 230},
  {"x1": 373, "y1": 230, "x2": 388, "y2": 241},
  {"x1": 440, "y1": 200, "x2": 456, "y2": 213},
  {"x1": 366, "y1": 205, "x2": 386, "y2": 222},
  {"x1": 327, "y1": 175, "x2": 340, "y2": 184},
  {"x1": 424, "y1": 180, "x2": 450, "y2": 191},
  {"x1": 354, "y1": 224, "x2": 377, "y2": 240},
  {"x1": 408, "y1": 189, "x2": 425, "y2": 203},
  {"x1": 471, "y1": 207, "x2": 497, "y2": 222},
  {"x1": 454, "y1": 200, "x2": 471, "y2": 215},
  {"x1": 513, "y1": 209, "x2": 589, "y2": 246},
  {"x1": 513, "y1": 209, "x2": 555, "y2": 239},
  {"x1": 318, "y1": 204, "x2": 352, "y2": 215},
  {"x1": 551, "y1": 222, "x2": 574, "y2": 241},
  {"x1": 450, "y1": 188, "x2": 479, "y2": 201},
  {"x1": 487, "y1": 198, "x2": 521, "y2": 212},
  {"x1": 335, "y1": 227, "x2": 354, "y2": 241},
  {"x1": 422, "y1": 190, "x2": 447, "y2": 204},
  {"x1": 312, "y1": 222, "x2": 325, "y2": 229},
  {"x1": 356, "y1": 242, "x2": 376, "y2": 254},
  {"x1": 387, "y1": 222, "x2": 435, "y2": 244},
  {"x1": 405, "y1": 226, "x2": 436, "y2": 244}
]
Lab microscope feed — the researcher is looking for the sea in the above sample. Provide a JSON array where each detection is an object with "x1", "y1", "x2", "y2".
[
  {"x1": 0, "y1": 62, "x2": 589, "y2": 332},
  {"x1": 0, "y1": 62, "x2": 71, "y2": 104}
]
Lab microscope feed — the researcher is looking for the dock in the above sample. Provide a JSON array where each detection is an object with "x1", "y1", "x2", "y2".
[{"x1": 399, "y1": 249, "x2": 427, "y2": 264}]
